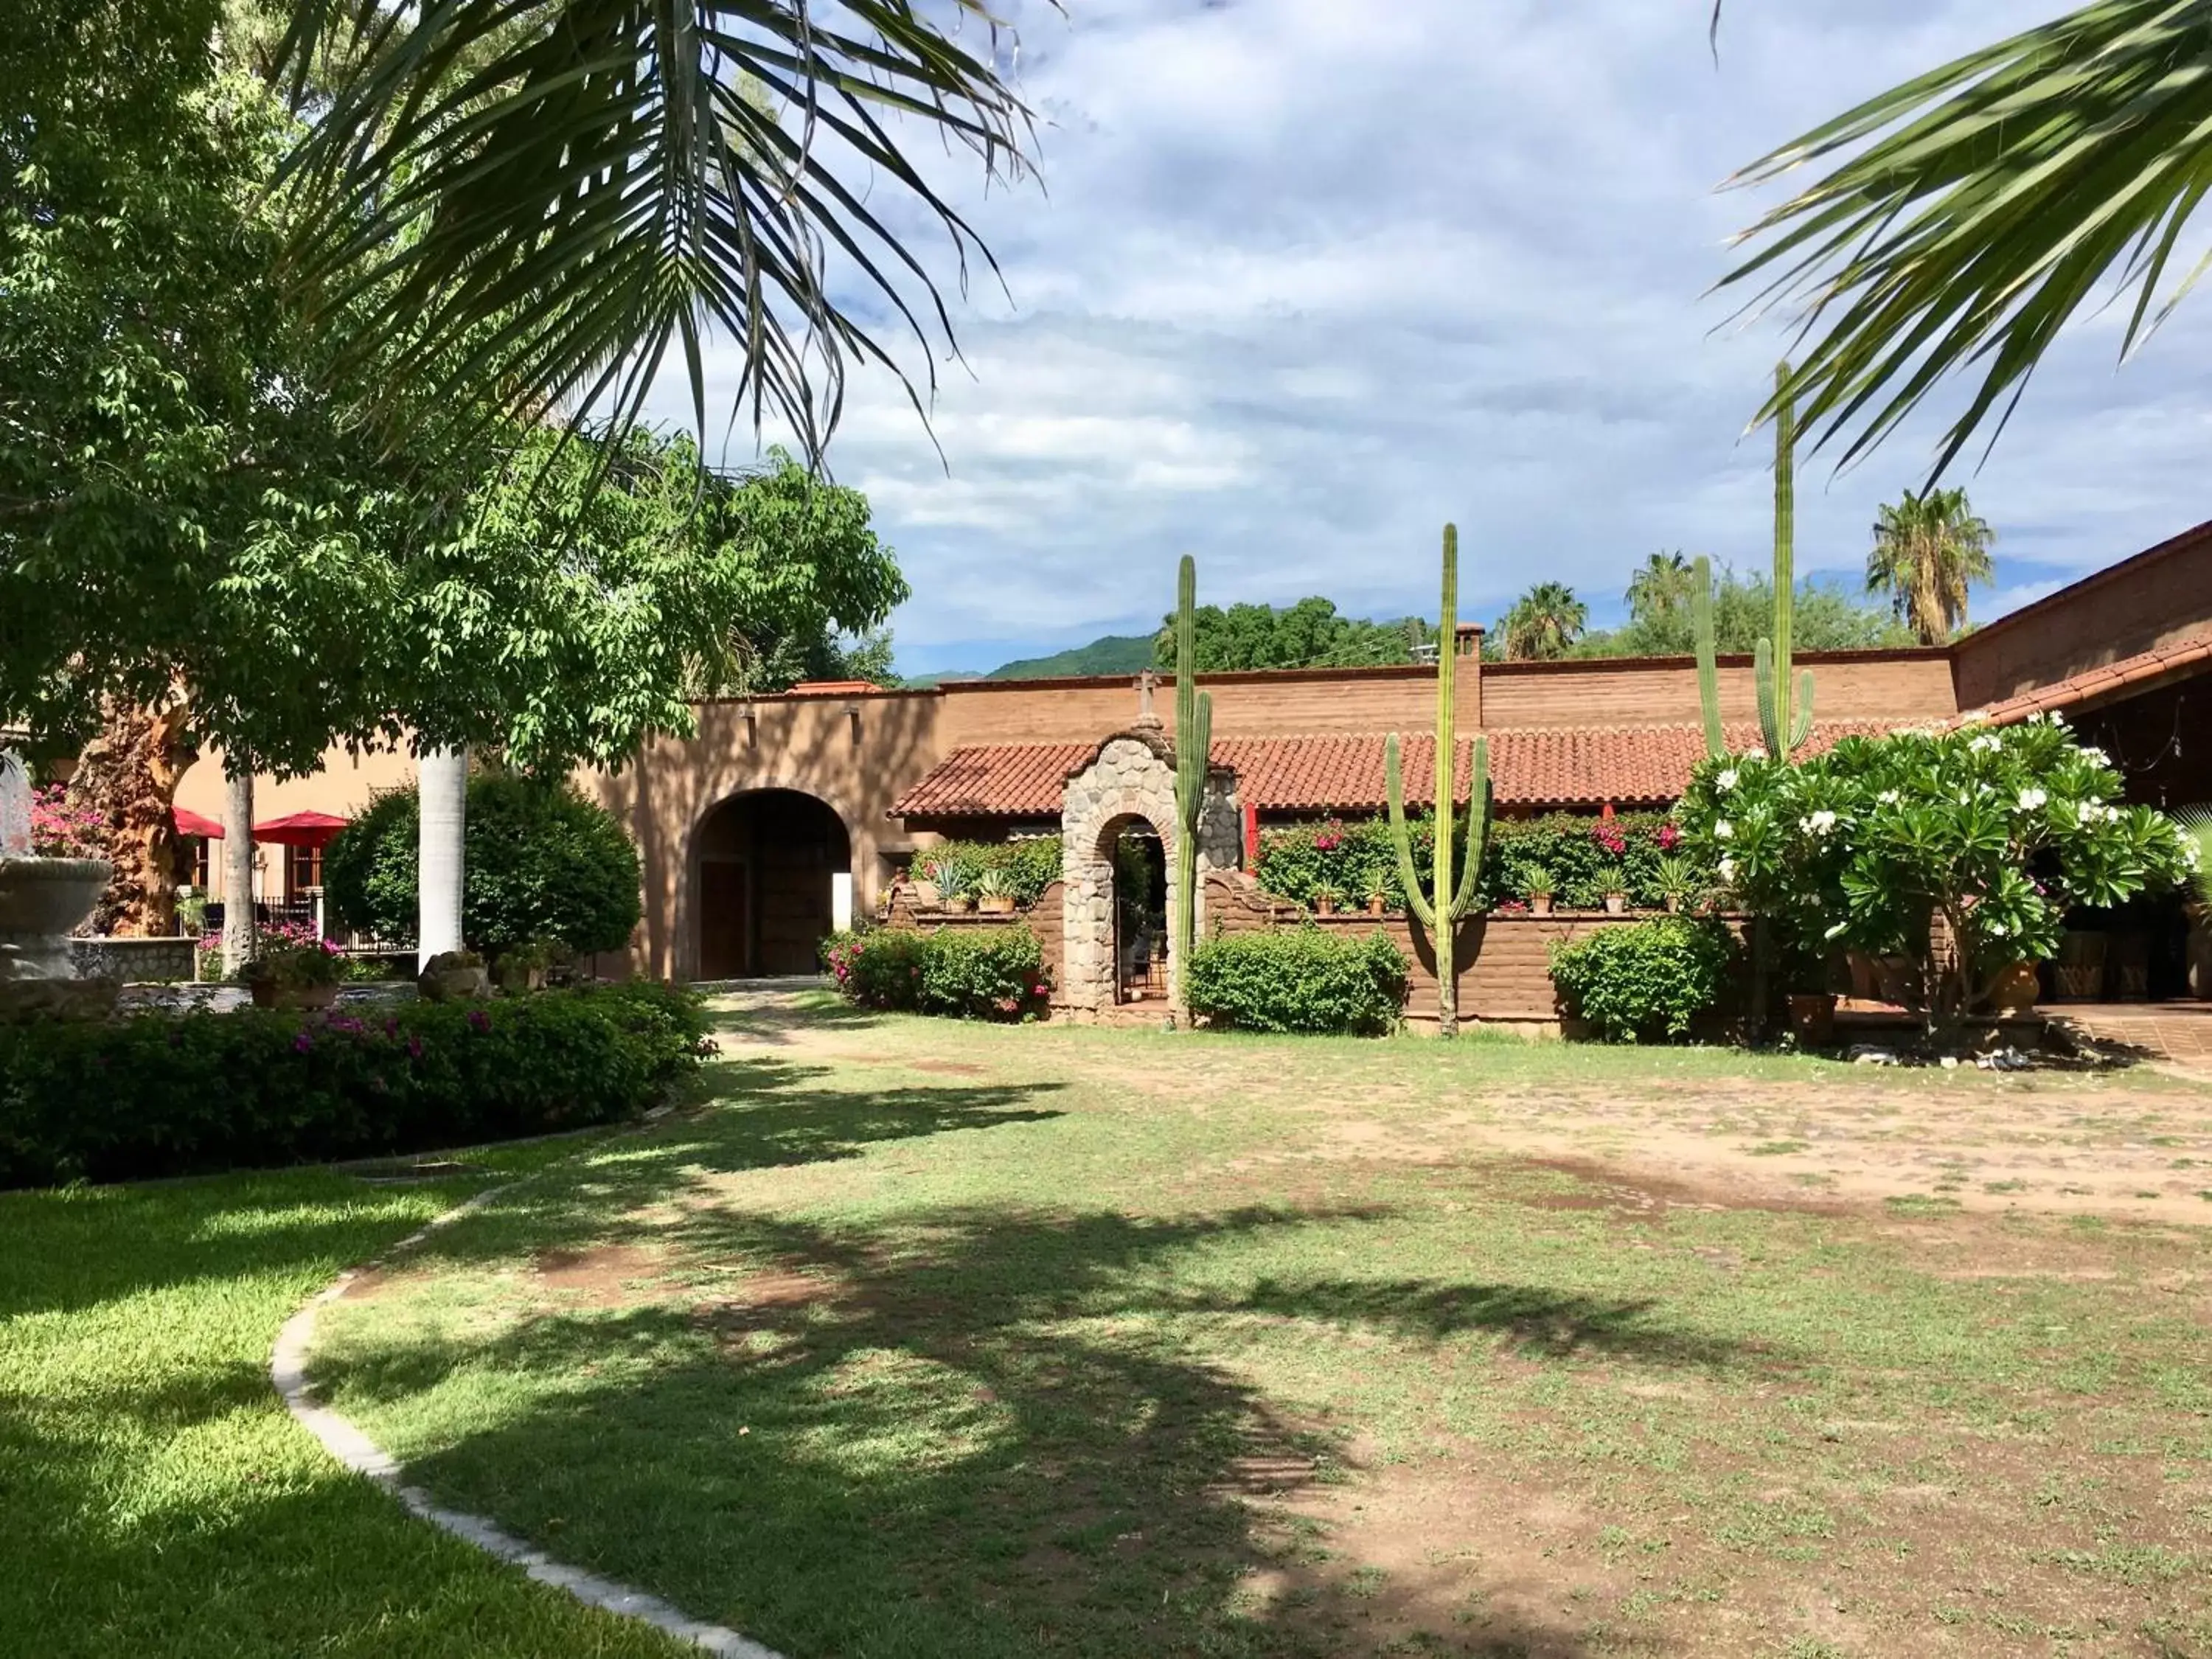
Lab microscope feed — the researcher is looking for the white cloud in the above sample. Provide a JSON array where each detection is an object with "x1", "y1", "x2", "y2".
[{"x1": 655, "y1": 0, "x2": 2212, "y2": 672}]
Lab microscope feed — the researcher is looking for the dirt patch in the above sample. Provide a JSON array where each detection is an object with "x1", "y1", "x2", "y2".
[
  {"x1": 907, "y1": 1060, "x2": 987, "y2": 1077},
  {"x1": 529, "y1": 1242, "x2": 668, "y2": 1308}
]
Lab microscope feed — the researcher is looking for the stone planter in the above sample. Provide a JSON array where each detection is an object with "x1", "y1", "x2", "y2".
[
  {"x1": 1663, "y1": 895, "x2": 1681, "y2": 915},
  {"x1": 945, "y1": 896, "x2": 975, "y2": 915},
  {"x1": 1603, "y1": 892, "x2": 1627, "y2": 916},
  {"x1": 1786, "y1": 992, "x2": 1837, "y2": 1047},
  {"x1": 418, "y1": 954, "x2": 490, "y2": 1003},
  {"x1": 978, "y1": 895, "x2": 1017, "y2": 916},
  {"x1": 0, "y1": 856, "x2": 119, "y2": 1020},
  {"x1": 249, "y1": 979, "x2": 340, "y2": 1011}
]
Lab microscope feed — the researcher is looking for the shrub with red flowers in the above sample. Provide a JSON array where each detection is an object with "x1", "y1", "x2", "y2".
[
  {"x1": 823, "y1": 925, "x2": 1050, "y2": 1022},
  {"x1": 28, "y1": 785, "x2": 106, "y2": 860},
  {"x1": 0, "y1": 982, "x2": 709, "y2": 1186}
]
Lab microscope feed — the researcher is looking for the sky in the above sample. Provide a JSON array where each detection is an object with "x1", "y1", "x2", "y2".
[{"x1": 655, "y1": 0, "x2": 2212, "y2": 679}]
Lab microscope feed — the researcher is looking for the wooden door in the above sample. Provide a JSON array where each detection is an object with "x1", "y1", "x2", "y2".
[{"x1": 699, "y1": 859, "x2": 748, "y2": 979}]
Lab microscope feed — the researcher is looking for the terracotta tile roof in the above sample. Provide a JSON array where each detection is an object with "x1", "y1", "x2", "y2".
[
  {"x1": 783, "y1": 679, "x2": 884, "y2": 696},
  {"x1": 1960, "y1": 631, "x2": 2212, "y2": 727},
  {"x1": 892, "y1": 720, "x2": 1897, "y2": 820}
]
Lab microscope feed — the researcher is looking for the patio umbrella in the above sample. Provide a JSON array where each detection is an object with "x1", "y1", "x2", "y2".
[
  {"x1": 251, "y1": 810, "x2": 350, "y2": 849},
  {"x1": 172, "y1": 807, "x2": 225, "y2": 839}
]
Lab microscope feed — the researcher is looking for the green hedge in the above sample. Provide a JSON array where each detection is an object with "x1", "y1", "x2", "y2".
[
  {"x1": 1186, "y1": 926, "x2": 1408, "y2": 1036},
  {"x1": 1548, "y1": 917, "x2": 1736, "y2": 1043},
  {"x1": 824, "y1": 927, "x2": 1052, "y2": 1021},
  {"x1": 1256, "y1": 810, "x2": 1703, "y2": 912},
  {"x1": 911, "y1": 836, "x2": 1062, "y2": 907},
  {"x1": 0, "y1": 984, "x2": 710, "y2": 1188},
  {"x1": 324, "y1": 773, "x2": 643, "y2": 955}
]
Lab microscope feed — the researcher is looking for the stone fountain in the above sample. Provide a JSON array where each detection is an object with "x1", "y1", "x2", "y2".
[{"x1": 0, "y1": 746, "x2": 119, "y2": 1020}]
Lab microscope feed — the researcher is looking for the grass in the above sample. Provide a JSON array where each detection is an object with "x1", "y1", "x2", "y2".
[
  {"x1": 0, "y1": 1139, "x2": 690, "y2": 1659},
  {"x1": 286, "y1": 996, "x2": 2212, "y2": 1658}
]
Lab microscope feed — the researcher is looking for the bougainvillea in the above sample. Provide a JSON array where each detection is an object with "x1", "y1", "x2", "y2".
[{"x1": 29, "y1": 785, "x2": 106, "y2": 860}]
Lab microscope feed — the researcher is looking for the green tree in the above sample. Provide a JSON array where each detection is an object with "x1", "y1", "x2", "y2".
[
  {"x1": 1717, "y1": 1, "x2": 2212, "y2": 475},
  {"x1": 1150, "y1": 598, "x2": 1427, "y2": 672},
  {"x1": 1866, "y1": 489, "x2": 1997, "y2": 646},
  {"x1": 1578, "y1": 572, "x2": 1913, "y2": 658},
  {"x1": 1499, "y1": 582, "x2": 1588, "y2": 661},
  {"x1": 1626, "y1": 552, "x2": 1700, "y2": 627}
]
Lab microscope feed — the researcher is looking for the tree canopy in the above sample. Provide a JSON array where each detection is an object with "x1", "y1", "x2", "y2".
[
  {"x1": 1866, "y1": 489, "x2": 1996, "y2": 647},
  {"x1": 1150, "y1": 598, "x2": 1430, "y2": 673},
  {"x1": 1497, "y1": 583, "x2": 1589, "y2": 661},
  {"x1": 1579, "y1": 569, "x2": 1915, "y2": 659}
]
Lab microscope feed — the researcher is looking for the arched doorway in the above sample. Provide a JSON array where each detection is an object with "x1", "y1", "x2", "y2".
[
  {"x1": 1109, "y1": 821, "x2": 1168, "y2": 1004},
  {"x1": 692, "y1": 790, "x2": 852, "y2": 978}
]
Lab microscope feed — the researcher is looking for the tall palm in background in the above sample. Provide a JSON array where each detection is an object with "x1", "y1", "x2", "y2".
[
  {"x1": 1865, "y1": 489, "x2": 1995, "y2": 645},
  {"x1": 274, "y1": 1, "x2": 1041, "y2": 459},
  {"x1": 1500, "y1": 582, "x2": 1587, "y2": 661},
  {"x1": 1625, "y1": 552, "x2": 1698, "y2": 626},
  {"x1": 1717, "y1": 1, "x2": 2212, "y2": 477}
]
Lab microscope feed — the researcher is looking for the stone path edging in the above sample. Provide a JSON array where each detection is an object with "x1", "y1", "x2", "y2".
[{"x1": 271, "y1": 1186, "x2": 785, "y2": 1659}]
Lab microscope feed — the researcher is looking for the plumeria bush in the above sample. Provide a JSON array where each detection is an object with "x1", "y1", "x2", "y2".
[
  {"x1": 823, "y1": 925, "x2": 1052, "y2": 1021},
  {"x1": 0, "y1": 983, "x2": 711, "y2": 1186},
  {"x1": 1676, "y1": 718, "x2": 2195, "y2": 1023}
]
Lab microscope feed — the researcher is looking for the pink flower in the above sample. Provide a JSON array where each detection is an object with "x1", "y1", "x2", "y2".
[{"x1": 292, "y1": 1031, "x2": 314, "y2": 1054}]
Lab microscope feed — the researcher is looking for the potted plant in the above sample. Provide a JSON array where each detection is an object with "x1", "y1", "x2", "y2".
[
  {"x1": 1363, "y1": 877, "x2": 1388, "y2": 918},
  {"x1": 1597, "y1": 863, "x2": 1629, "y2": 916},
  {"x1": 1520, "y1": 865, "x2": 1555, "y2": 919},
  {"x1": 1652, "y1": 854, "x2": 1694, "y2": 916},
  {"x1": 175, "y1": 885, "x2": 209, "y2": 937},
  {"x1": 496, "y1": 938, "x2": 556, "y2": 994},
  {"x1": 1312, "y1": 883, "x2": 1341, "y2": 917},
  {"x1": 1984, "y1": 959, "x2": 2039, "y2": 1018},
  {"x1": 976, "y1": 868, "x2": 1017, "y2": 915},
  {"x1": 243, "y1": 938, "x2": 343, "y2": 1009},
  {"x1": 937, "y1": 866, "x2": 975, "y2": 914},
  {"x1": 418, "y1": 948, "x2": 489, "y2": 1002}
]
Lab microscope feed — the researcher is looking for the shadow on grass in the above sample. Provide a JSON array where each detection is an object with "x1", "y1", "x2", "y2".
[
  {"x1": 704, "y1": 988, "x2": 885, "y2": 1047},
  {"x1": 318, "y1": 1065, "x2": 1766, "y2": 1658}
]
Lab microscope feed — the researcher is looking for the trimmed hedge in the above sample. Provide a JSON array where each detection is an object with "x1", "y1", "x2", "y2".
[
  {"x1": 1186, "y1": 926, "x2": 1408, "y2": 1036},
  {"x1": 824, "y1": 927, "x2": 1053, "y2": 1021},
  {"x1": 0, "y1": 984, "x2": 710, "y2": 1188},
  {"x1": 1548, "y1": 917, "x2": 1736, "y2": 1043}
]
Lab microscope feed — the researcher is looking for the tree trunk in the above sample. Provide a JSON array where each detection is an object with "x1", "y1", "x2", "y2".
[
  {"x1": 222, "y1": 768, "x2": 255, "y2": 977},
  {"x1": 418, "y1": 747, "x2": 467, "y2": 970},
  {"x1": 69, "y1": 698, "x2": 195, "y2": 936}
]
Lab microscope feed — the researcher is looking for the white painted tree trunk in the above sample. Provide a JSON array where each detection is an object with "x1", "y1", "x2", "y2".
[
  {"x1": 417, "y1": 747, "x2": 467, "y2": 970},
  {"x1": 222, "y1": 769, "x2": 255, "y2": 977}
]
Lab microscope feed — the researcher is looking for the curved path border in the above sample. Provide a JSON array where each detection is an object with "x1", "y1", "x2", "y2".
[{"x1": 271, "y1": 1189, "x2": 785, "y2": 1659}]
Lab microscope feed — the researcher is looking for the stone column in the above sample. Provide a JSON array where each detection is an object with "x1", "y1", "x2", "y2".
[{"x1": 0, "y1": 747, "x2": 29, "y2": 858}]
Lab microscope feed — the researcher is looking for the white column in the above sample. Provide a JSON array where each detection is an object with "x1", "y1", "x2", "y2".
[
  {"x1": 417, "y1": 747, "x2": 466, "y2": 970},
  {"x1": 222, "y1": 768, "x2": 256, "y2": 976},
  {"x1": 830, "y1": 872, "x2": 853, "y2": 934}
]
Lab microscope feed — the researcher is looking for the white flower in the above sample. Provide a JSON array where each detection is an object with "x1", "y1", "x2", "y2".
[
  {"x1": 1799, "y1": 810, "x2": 1837, "y2": 836},
  {"x1": 1988, "y1": 921, "x2": 2008, "y2": 938},
  {"x1": 1714, "y1": 820, "x2": 1733, "y2": 841},
  {"x1": 1747, "y1": 748, "x2": 1767, "y2": 761},
  {"x1": 2105, "y1": 804, "x2": 2123, "y2": 824},
  {"x1": 2081, "y1": 745, "x2": 2109, "y2": 766},
  {"x1": 2185, "y1": 841, "x2": 2202, "y2": 869},
  {"x1": 2017, "y1": 787, "x2": 2048, "y2": 811},
  {"x1": 2027, "y1": 711, "x2": 2047, "y2": 725},
  {"x1": 1877, "y1": 789, "x2": 1900, "y2": 805},
  {"x1": 1717, "y1": 768, "x2": 1739, "y2": 791},
  {"x1": 1970, "y1": 734, "x2": 2000, "y2": 754},
  {"x1": 2051, "y1": 711, "x2": 2067, "y2": 726},
  {"x1": 1717, "y1": 856, "x2": 1736, "y2": 883}
]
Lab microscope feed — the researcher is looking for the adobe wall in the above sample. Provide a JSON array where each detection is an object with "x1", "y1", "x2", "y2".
[
  {"x1": 173, "y1": 740, "x2": 417, "y2": 905},
  {"x1": 1952, "y1": 518, "x2": 2212, "y2": 711},
  {"x1": 1479, "y1": 650, "x2": 1956, "y2": 730}
]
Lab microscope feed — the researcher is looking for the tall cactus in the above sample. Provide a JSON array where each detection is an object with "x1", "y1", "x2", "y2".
[
  {"x1": 1170, "y1": 554, "x2": 1212, "y2": 1029},
  {"x1": 1384, "y1": 524, "x2": 1491, "y2": 1038},
  {"x1": 1693, "y1": 361, "x2": 1817, "y2": 762}
]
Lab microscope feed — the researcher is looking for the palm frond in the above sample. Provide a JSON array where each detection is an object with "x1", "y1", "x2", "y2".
[
  {"x1": 274, "y1": 0, "x2": 1045, "y2": 464},
  {"x1": 2174, "y1": 804, "x2": 2212, "y2": 906},
  {"x1": 1715, "y1": 0, "x2": 2212, "y2": 479}
]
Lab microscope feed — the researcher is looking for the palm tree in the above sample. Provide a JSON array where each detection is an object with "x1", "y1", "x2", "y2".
[
  {"x1": 1716, "y1": 1, "x2": 2212, "y2": 477},
  {"x1": 1865, "y1": 490, "x2": 1996, "y2": 645},
  {"x1": 1500, "y1": 582, "x2": 1588, "y2": 661},
  {"x1": 1625, "y1": 552, "x2": 1698, "y2": 626},
  {"x1": 272, "y1": 1, "x2": 1039, "y2": 460}
]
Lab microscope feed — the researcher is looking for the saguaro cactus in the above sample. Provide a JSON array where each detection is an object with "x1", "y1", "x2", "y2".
[
  {"x1": 1383, "y1": 524, "x2": 1492, "y2": 1038},
  {"x1": 1694, "y1": 361, "x2": 1816, "y2": 762},
  {"x1": 1170, "y1": 554, "x2": 1212, "y2": 1028}
]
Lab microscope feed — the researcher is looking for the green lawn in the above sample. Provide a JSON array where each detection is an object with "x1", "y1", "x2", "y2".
[
  {"x1": 0, "y1": 1141, "x2": 692, "y2": 1659},
  {"x1": 288, "y1": 995, "x2": 2212, "y2": 1658}
]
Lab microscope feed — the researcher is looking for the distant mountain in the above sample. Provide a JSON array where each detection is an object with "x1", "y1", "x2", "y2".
[{"x1": 987, "y1": 633, "x2": 1155, "y2": 681}]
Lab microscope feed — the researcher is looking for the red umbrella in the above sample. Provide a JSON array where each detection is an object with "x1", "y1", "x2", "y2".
[
  {"x1": 251, "y1": 810, "x2": 351, "y2": 849},
  {"x1": 173, "y1": 807, "x2": 226, "y2": 839}
]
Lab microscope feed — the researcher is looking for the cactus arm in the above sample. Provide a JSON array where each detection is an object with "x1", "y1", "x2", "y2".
[
  {"x1": 1792, "y1": 671, "x2": 1815, "y2": 751},
  {"x1": 1384, "y1": 734, "x2": 1438, "y2": 931},
  {"x1": 1754, "y1": 636, "x2": 1778, "y2": 757},
  {"x1": 1691, "y1": 554, "x2": 1725, "y2": 758},
  {"x1": 1450, "y1": 737, "x2": 1488, "y2": 919}
]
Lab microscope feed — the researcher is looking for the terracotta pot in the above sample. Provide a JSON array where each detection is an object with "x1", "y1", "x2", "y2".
[
  {"x1": 1528, "y1": 895, "x2": 1554, "y2": 918},
  {"x1": 978, "y1": 894, "x2": 1017, "y2": 915},
  {"x1": 1366, "y1": 897, "x2": 1386, "y2": 917},
  {"x1": 1986, "y1": 960, "x2": 2038, "y2": 1018},
  {"x1": 250, "y1": 979, "x2": 338, "y2": 1010},
  {"x1": 1786, "y1": 992, "x2": 1837, "y2": 1046},
  {"x1": 945, "y1": 895, "x2": 975, "y2": 914},
  {"x1": 1663, "y1": 895, "x2": 1681, "y2": 915},
  {"x1": 1603, "y1": 892, "x2": 1627, "y2": 916},
  {"x1": 1314, "y1": 896, "x2": 1337, "y2": 916}
]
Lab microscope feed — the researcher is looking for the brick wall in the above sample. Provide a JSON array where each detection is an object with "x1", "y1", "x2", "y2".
[{"x1": 1480, "y1": 650, "x2": 1955, "y2": 730}]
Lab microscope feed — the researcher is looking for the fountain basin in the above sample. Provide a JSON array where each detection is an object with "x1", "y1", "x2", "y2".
[{"x1": 0, "y1": 857, "x2": 119, "y2": 1020}]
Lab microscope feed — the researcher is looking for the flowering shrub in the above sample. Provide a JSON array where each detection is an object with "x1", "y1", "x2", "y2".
[
  {"x1": 1549, "y1": 917, "x2": 1736, "y2": 1043},
  {"x1": 824, "y1": 926, "x2": 1051, "y2": 1021},
  {"x1": 1186, "y1": 926, "x2": 1409, "y2": 1035},
  {"x1": 29, "y1": 785, "x2": 106, "y2": 859},
  {"x1": 911, "y1": 836, "x2": 1062, "y2": 908},
  {"x1": 1675, "y1": 718, "x2": 2195, "y2": 1020},
  {"x1": 243, "y1": 936, "x2": 344, "y2": 989},
  {"x1": 0, "y1": 983, "x2": 710, "y2": 1186}
]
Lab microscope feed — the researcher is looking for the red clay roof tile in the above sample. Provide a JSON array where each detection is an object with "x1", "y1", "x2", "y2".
[{"x1": 1961, "y1": 631, "x2": 2212, "y2": 727}]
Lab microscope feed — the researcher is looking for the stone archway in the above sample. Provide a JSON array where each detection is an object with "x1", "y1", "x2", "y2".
[
  {"x1": 1059, "y1": 730, "x2": 1239, "y2": 1018},
  {"x1": 689, "y1": 788, "x2": 852, "y2": 978}
]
